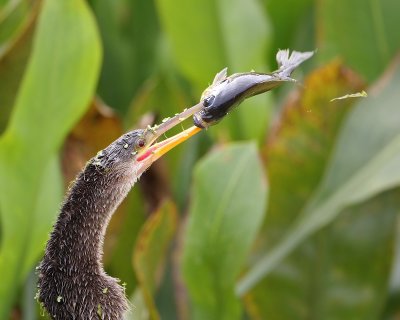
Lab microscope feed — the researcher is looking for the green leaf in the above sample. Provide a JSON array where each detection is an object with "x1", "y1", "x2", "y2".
[
  {"x1": 237, "y1": 58, "x2": 400, "y2": 295},
  {"x1": 263, "y1": 0, "x2": 314, "y2": 51},
  {"x1": 106, "y1": 187, "x2": 147, "y2": 296},
  {"x1": 245, "y1": 190, "x2": 398, "y2": 320},
  {"x1": 125, "y1": 288, "x2": 149, "y2": 320},
  {"x1": 261, "y1": 60, "x2": 364, "y2": 245},
  {"x1": 92, "y1": 0, "x2": 160, "y2": 114},
  {"x1": 0, "y1": 0, "x2": 101, "y2": 316},
  {"x1": 317, "y1": 0, "x2": 400, "y2": 82},
  {"x1": 133, "y1": 201, "x2": 178, "y2": 320},
  {"x1": 0, "y1": 13, "x2": 34, "y2": 134},
  {"x1": 23, "y1": 156, "x2": 63, "y2": 274},
  {"x1": 156, "y1": 0, "x2": 271, "y2": 141},
  {"x1": 243, "y1": 61, "x2": 370, "y2": 319},
  {"x1": 182, "y1": 143, "x2": 267, "y2": 320},
  {"x1": 0, "y1": 0, "x2": 33, "y2": 57}
]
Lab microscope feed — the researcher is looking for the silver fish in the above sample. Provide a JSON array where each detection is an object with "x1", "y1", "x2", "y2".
[{"x1": 193, "y1": 49, "x2": 314, "y2": 128}]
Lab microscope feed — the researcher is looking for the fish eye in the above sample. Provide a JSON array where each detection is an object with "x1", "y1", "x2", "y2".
[
  {"x1": 203, "y1": 95, "x2": 215, "y2": 108},
  {"x1": 136, "y1": 138, "x2": 146, "y2": 149}
]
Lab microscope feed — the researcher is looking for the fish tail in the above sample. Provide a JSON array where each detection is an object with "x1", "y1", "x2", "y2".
[{"x1": 276, "y1": 49, "x2": 314, "y2": 78}]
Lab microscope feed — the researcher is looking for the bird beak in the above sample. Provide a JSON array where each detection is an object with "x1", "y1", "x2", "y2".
[
  {"x1": 136, "y1": 126, "x2": 201, "y2": 163},
  {"x1": 136, "y1": 102, "x2": 204, "y2": 163}
]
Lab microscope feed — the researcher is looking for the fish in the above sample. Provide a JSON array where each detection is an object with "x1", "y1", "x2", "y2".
[{"x1": 193, "y1": 49, "x2": 314, "y2": 128}]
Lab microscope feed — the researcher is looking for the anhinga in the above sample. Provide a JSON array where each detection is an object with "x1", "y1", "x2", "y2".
[{"x1": 37, "y1": 49, "x2": 313, "y2": 319}]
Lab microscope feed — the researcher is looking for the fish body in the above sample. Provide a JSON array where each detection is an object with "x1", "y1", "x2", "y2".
[{"x1": 193, "y1": 49, "x2": 314, "y2": 128}]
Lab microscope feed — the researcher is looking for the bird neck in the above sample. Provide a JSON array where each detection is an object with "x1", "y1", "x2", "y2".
[
  {"x1": 38, "y1": 140, "x2": 142, "y2": 319},
  {"x1": 45, "y1": 161, "x2": 135, "y2": 272}
]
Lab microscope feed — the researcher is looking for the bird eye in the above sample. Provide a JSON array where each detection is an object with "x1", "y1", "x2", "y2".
[
  {"x1": 136, "y1": 138, "x2": 146, "y2": 149},
  {"x1": 203, "y1": 95, "x2": 215, "y2": 108}
]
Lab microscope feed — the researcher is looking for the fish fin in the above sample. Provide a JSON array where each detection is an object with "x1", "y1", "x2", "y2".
[
  {"x1": 276, "y1": 49, "x2": 314, "y2": 78},
  {"x1": 212, "y1": 67, "x2": 228, "y2": 84}
]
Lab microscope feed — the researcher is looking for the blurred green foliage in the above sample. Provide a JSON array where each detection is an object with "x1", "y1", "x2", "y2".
[{"x1": 1, "y1": 0, "x2": 400, "y2": 319}]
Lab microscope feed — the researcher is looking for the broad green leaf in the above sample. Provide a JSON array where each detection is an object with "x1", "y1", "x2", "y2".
[
  {"x1": 318, "y1": 0, "x2": 400, "y2": 82},
  {"x1": 0, "y1": 0, "x2": 33, "y2": 57},
  {"x1": 23, "y1": 155, "x2": 63, "y2": 274},
  {"x1": 156, "y1": 0, "x2": 271, "y2": 141},
  {"x1": 0, "y1": 0, "x2": 101, "y2": 316},
  {"x1": 172, "y1": 132, "x2": 211, "y2": 210},
  {"x1": 0, "y1": 14, "x2": 34, "y2": 133},
  {"x1": 125, "y1": 288, "x2": 149, "y2": 320},
  {"x1": 383, "y1": 221, "x2": 400, "y2": 319},
  {"x1": 244, "y1": 61, "x2": 369, "y2": 318},
  {"x1": 22, "y1": 268, "x2": 41, "y2": 320},
  {"x1": 106, "y1": 187, "x2": 147, "y2": 297},
  {"x1": 237, "y1": 58, "x2": 400, "y2": 295},
  {"x1": 262, "y1": 0, "x2": 315, "y2": 79},
  {"x1": 246, "y1": 190, "x2": 398, "y2": 320},
  {"x1": 182, "y1": 143, "x2": 267, "y2": 320},
  {"x1": 261, "y1": 61, "x2": 364, "y2": 244},
  {"x1": 133, "y1": 201, "x2": 178, "y2": 320},
  {"x1": 263, "y1": 0, "x2": 314, "y2": 52},
  {"x1": 91, "y1": 0, "x2": 160, "y2": 114},
  {"x1": 127, "y1": 70, "x2": 191, "y2": 129}
]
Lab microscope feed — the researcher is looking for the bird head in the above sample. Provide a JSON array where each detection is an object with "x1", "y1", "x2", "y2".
[{"x1": 93, "y1": 104, "x2": 203, "y2": 181}]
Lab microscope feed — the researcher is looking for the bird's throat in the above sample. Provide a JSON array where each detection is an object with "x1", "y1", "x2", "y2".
[
  {"x1": 38, "y1": 161, "x2": 135, "y2": 318},
  {"x1": 46, "y1": 162, "x2": 134, "y2": 270}
]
